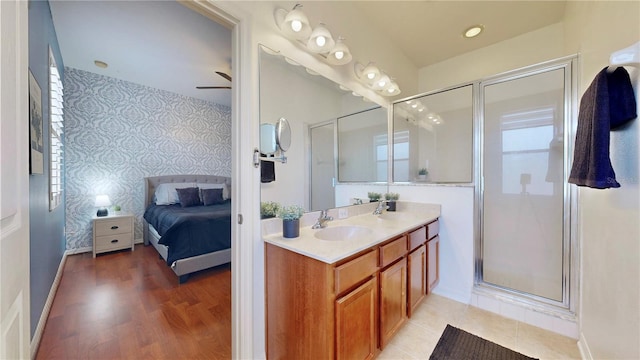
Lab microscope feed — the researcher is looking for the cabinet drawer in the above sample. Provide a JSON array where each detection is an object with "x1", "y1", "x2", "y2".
[
  {"x1": 427, "y1": 219, "x2": 439, "y2": 240},
  {"x1": 379, "y1": 236, "x2": 407, "y2": 268},
  {"x1": 335, "y1": 249, "x2": 379, "y2": 295},
  {"x1": 409, "y1": 226, "x2": 426, "y2": 251},
  {"x1": 95, "y1": 233, "x2": 133, "y2": 252},
  {"x1": 95, "y1": 218, "x2": 132, "y2": 236}
]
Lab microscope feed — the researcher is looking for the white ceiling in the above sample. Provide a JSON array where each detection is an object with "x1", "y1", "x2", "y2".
[
  {"x1": 49, "y1": 1, "x2": 232, "y2": 107},
  {"x1": 49, "y1": 1, "x2": 567, "y2": 108}
]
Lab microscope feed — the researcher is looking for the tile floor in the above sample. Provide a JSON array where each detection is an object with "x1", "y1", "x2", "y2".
[{"x1": 379, "y1": 294, "x2": 582, "y2": 359}]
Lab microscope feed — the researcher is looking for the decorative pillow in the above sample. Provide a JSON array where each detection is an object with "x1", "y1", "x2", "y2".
[
  {"x1": 176, "y1": 187, "x2": 201, "y2": 207},
  {"x1": 197, "y1": 182, "x2": 230, "y2": 200},
  {"x1": 155, "y1": 182, "x2": 196, "y2": 205},
  {"x1": 202, "y1": 188, "x2": 225, "y2": 206}
]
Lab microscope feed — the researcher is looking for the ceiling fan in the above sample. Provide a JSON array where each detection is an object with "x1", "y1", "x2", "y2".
[{"x1": 197, "y1": 71, "x2": 231, "y2": 89}]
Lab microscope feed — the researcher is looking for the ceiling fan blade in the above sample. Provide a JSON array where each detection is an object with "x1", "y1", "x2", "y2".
[
  {"x1": 216, "y1": 71, "x2": 232, "y2": 82},
  {"x1": 196, "y1": 86, "x2": 231, "y2": 89}
]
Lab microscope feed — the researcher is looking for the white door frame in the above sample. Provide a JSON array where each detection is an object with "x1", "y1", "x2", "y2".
[
  {"x1": 1, "y1": 1, "x2": 31, "y2": 358},
  {"x1": 182, "y1": 2, "x2": 263, "y2": 358}
]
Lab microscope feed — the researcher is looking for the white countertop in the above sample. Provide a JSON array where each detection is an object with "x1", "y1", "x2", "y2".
[{"x1": 263, "y1": 202, "x2": 440, "y2": 264}]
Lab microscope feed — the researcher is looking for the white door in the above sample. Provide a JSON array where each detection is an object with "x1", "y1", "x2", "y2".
[{"x1": 0, "y1": 1, "x2": 31, "y2": 358}]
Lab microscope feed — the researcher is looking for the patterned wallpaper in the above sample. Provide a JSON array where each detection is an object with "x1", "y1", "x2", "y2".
[{"x1": 64, "y1": 67, "x2": 231, "y2": 250}]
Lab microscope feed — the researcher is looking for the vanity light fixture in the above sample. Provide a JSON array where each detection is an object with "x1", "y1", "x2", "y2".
[
  {"x1": 275, "y1": 4, "x2": 312, "y2": 41},
  {"x1": 274, "y1": 4, "x2": 352, "y2": 66},
  {"x1": 94, "y1": 60, "x2": 108, "y2": 69},
  {"x1": 327, "y1": 37, "x2": 353, "y2": 65},
  {"x1": 463, "y1": 24, "x2": 484, "y2": 38},
  {"x1": 354, "y1": 61, "x2": 401, "y2": 96}
]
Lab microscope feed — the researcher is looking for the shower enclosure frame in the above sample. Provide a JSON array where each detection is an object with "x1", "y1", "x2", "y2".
[{"x1": 474, "y1": 55, "x2": 580, "y2": 318}]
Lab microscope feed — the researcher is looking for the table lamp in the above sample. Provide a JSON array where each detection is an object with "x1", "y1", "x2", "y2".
[{"x1": 95, "y1": 195, "x2": 111, "y2": 217}]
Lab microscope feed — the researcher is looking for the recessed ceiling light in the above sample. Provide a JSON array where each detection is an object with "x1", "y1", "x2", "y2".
[
  {"x1": 94, "y1": 60, "x2": 108, "y2": 68},
  {"x1": 463, "y1": 25, "x2": 484, "y2": 38}
]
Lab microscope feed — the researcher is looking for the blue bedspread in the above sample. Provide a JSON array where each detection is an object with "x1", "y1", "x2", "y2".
[{"x1": 143, "y1": 201, "x2": 231, "y2": 265}]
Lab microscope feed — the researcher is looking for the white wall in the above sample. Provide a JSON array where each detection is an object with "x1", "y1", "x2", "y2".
[
  {"x1": 419, "y1": 23, "x2": 565, "y2": 92},
  {"x1": 562, "y1": 2, "x2": 640, "y2": 359}
]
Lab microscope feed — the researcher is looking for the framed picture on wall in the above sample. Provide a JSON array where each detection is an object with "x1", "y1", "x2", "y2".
[{"x1": 29, "y1": 69, "x2": 44, "y2": 174}]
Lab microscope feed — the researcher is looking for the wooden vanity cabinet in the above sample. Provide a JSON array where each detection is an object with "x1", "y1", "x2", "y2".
[
  {"x1": 427, "y1": 235, "x2": 440, "y2": 292},
  {"x1": 407, "y1": 226, "x2": 427, "y2": 317},
  {"x1": 378, "y1": 235, "x2": 407, "y2": 349},
  {"x1": 336, "y1": 277, "x2": 378, "y2": 360},
  {"x1": 407, "y1": 244, "x2": 426, "y2": 317},
  {"x1": 265, "y1": 217, "x2": 440, "y2": 360},
  {"x1": 426, "y1": 219, "x2": 440, "y2": 293},
  {"x1": 265, "y1": 243, "x2": 379, "y2": 360}
]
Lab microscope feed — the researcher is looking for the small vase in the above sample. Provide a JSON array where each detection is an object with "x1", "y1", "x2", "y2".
[
  {"x1": 418, "y1": 174, "x2": 427, "y2": 181},
  {"x1": 387, "y1": 201, "x2": 396, "y2": 212},
  {"x1": 282, "y1": 219, "x2": 300, "y2": 238}
]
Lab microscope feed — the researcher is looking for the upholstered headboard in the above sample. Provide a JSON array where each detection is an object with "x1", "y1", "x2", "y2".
[
  {"x1": 144, "y1": 174, "x2": 232, "y2": 209},
  {"x1": 143, "y1": 175, "x2": 231, "y2": 244}
]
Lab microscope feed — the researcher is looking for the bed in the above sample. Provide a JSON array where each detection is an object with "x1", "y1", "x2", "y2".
[{"x1": 143, "y1": 175, "x2": 232, "y2": 283}]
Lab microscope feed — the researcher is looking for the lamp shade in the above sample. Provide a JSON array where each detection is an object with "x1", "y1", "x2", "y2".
[
  {"x1": 326, "y1": 38, "x2": 352, "y2": 65},
  {"x1": 307, "y1": 23, "x2": 335, "y2": 53},
  {"x1": 95, "y1": 195, "x2": 112, "y2": 208},
  {"x1": 275, "y1": 5, "x2": 312, "y2": 41}
]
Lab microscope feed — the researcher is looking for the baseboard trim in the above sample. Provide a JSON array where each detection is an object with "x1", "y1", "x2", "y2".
[
  {"x1": 65, "y1": 246, "x2": 92, "y2": 255},
  {"x1": 30, "y1": 251, "x2": 68, "y2": 359},
  {"x1": 578, "y1": 332, "x2": 593, "y2": 360}
]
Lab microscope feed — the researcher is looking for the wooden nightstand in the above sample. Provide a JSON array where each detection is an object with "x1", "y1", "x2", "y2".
[{"x1": 92, "y1": 213, "x2": 134, "y2": 257}]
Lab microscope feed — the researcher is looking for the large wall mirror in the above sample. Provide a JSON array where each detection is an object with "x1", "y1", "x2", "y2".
[
  {"x1": 392, "y1": 85, "x2": 473, "y2": 183},
  {"x1": 259, "y1": 46, "x2": 387, "y2": 213}
]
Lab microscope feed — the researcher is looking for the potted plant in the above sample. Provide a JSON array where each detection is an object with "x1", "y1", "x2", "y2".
[
  {"x1": 277, "y1": 204, "x2": 305, "y2": 238},
  {"x1": 113, "y1": 204, "x2": 122, "y2": 214},
  {"x1": 260, "y1": 201, "x2": 280, "y2": 219},
  {"x1": 384, "y1": 192, "x2": 399, "y2": 212},
  {"x1": 368, "y1": 192, "x2": 382, "y2": 203},
  {"x1": 418, "y1": 168, "x2": 428, "y2": 181}
]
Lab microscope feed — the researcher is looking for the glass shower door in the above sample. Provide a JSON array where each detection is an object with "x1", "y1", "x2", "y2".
[
  {"x1": 309, "y1": 122, "x2": 336, "y2": 211},
  {"x1": 481, "y1": 67, "x2": 568, "y2": 303}
]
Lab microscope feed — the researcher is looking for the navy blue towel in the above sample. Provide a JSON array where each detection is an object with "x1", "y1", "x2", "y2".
[{"x1": 568, "y1": 66, "x2": 637, "y2": 189}]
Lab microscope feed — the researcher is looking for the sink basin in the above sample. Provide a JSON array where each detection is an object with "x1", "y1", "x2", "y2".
[{"x1": 314, "y1": 225, "x2": 372, "y2": 241}]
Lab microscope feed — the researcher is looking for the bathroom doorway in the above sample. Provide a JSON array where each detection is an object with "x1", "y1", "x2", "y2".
[{"x1": 477, "y1": 57, "x2": 578, "y2": 312}]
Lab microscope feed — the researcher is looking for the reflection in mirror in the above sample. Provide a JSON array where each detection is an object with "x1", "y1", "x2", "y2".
[
  {"x1": 337, "y1": 107, "x2": 388, "y2": 182},
  {"x1": 259, "y1": 46, "x2": 383, "y2": 213},
  {"x1": 392, "y1": 85, "x2": 473, "y2": 183}
]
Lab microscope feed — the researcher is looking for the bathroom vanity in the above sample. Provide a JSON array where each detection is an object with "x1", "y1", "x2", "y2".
[{"x1": 264, "y1": 204, "x2": 440, "y2": 359}]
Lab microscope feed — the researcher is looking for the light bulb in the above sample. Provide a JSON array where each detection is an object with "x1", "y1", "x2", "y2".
[
  {"x1": 334, "y1": 51, "x2": 344, "y2": 60},
  {"x1": 411, "y1": 103, "x2": 418, "y2": 108},
  {"x1": 291, "y1": 20, "x2": 302, "y2": 32},
  {"x1": 378, "y1": 79, "x2": 387, "y2": 87},
  {"x1": 315, "y1": 35, "x2": 326, "y2": 47},
  {"x1": 367, "y1": 72, "x2": 376, "y2": 80}
]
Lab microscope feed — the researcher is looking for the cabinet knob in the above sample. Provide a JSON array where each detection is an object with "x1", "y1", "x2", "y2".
[
  {"x1": 111, "y1": 239, "x2": 119, "y2": 243},
  {"x1": 111, "y1": 226, "x2": 119, "y2": 230}
]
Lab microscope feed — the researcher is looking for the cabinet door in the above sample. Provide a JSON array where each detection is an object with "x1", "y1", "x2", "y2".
[
  {"x1": 407, "y1": 245, "x2": 426, "y2": 317},
  {"x1": 427, "y1": 235, "x2": 440, "y2": 292},
  {"x1": 379, "y1": 258, "x2": 407, "y2": 349},
  {"x1": 336, "y1": 277, "x2": 378, "y2": 360}
]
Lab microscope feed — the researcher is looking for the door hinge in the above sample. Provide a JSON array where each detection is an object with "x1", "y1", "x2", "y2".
[{"x1": 237, "y1": 213, "x2": 243, "y2": 224}]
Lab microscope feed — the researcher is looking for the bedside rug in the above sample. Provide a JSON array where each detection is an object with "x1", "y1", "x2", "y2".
[{"x1": 429, "y1": 324, "x2": 538, "y2": 360}]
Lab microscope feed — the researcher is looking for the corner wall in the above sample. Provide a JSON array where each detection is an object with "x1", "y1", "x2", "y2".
[
  {"x1": 63, "y1": 68, "x2": 231, "y2": 251},
  {"x1": 563, "y1": 2, "x2": 640, "y2": 359},
  {"x1": 28, "y1": 0, "x2": 66, "y2": 338}
]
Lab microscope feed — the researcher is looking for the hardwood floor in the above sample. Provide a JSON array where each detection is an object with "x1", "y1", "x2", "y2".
[{"x1": 35, "y1": 245, "x2": 231, "y2": 359}]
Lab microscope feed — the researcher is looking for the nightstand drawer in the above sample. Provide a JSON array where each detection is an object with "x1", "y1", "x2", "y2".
[
  {"x1": 95, "y1": 233, "x2": 133, "y2": 252},
  {"x1": 94, "y1": 218, "x2": 132, "y2": 236}
]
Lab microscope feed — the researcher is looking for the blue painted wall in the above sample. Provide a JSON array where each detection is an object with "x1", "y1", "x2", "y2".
[{"x1": 28, "y1": 0, "x2": 66, "y2": 338}]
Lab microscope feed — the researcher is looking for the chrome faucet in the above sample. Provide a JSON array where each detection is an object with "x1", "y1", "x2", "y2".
[
  {"x1": 373, "y1": 200, "x2": 388, "y2": 215},
  {"x1": 312, "y1": 210, "x2": 333, "y2": 229}
]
